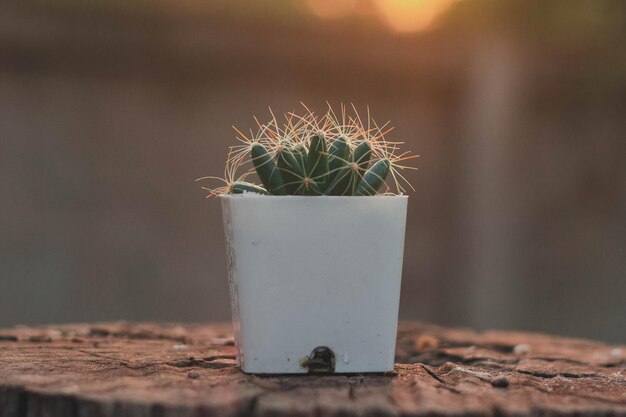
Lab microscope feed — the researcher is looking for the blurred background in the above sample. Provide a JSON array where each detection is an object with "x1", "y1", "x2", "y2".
[{"x1": 1, "y1": 0, "x2": 625, "y2": 343}]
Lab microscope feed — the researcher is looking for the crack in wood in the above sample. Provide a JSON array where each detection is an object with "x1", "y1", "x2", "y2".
[
  {"x1": 166, "y1": 357, "x2": 234, "y2": 369},
  {"x1": 0, "y1": 335, "x2": 18, "y2": 342},
  {"x1": 515, "y1": 369, "x2": 596, "y2": 379},
  {"x1": 418, "y1": 364, "x2": 463, "y2": 394}
]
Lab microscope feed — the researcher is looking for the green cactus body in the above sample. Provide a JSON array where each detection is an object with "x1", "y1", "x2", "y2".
[
  {"x1": 326, "y1": 163, "x2": 358, "y2": 195},
  {"x1": 351, "y1": 141, "x2": 372, "y2": 191},
  {"x1": 231, "y1": 181, "x2": 267, "y2": 195},
  {"x1": 306, "y1": 133, "x2": 329, "y2": 190},
  {"x1": 277, "y1": 147, "x2": 306, "y2": 194},
  {"x1": 301, "y1": 178, "x2": 321, "y2": 196},
  {"x1": 326, "y1": 136, "x2": 350, "y2": 189},
  {"x1": 293, "y1": 144, "x2": 308, "y2": 173},
  {"x1": 251, "y1": 143, "x2": 286, "y2": 195},
  {"x1": 325, "y1": 137, "x2": 354, "y2": 195},
  {"x1": 356, "y1": 159, "x2": 391, "y2": 196}
]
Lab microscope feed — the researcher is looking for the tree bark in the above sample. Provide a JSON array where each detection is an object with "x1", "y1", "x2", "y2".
[{"x1": 0, "y1": 322, "x2": 624, "y2": 417}]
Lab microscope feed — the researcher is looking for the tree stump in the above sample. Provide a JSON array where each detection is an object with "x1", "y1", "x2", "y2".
[{"x1": 0, "y1": 322, "x2": 624, "y2": 417}]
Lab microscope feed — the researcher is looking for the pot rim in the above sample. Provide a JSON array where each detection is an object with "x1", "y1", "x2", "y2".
[{"x1": 220, "y1": 194, "x2": 408, "y2": 200}]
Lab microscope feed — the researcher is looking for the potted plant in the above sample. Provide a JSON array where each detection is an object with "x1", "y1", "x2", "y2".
[{"x1": 199, "y1": 104, "x2": 417, "y2": 374}]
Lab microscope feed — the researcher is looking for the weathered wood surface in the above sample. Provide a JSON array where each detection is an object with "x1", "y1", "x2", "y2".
[{"x1": 0, "y1": 322, "x2": 624, "y2": 417}]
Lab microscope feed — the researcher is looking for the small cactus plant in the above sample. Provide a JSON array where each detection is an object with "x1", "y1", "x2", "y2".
[{"x1": 198, "y1": 104, "x2": 418, "y2": 196}]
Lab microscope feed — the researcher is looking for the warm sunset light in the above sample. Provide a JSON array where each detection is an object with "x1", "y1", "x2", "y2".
[
  {"x1": 373, "y1": 0, "x2": 458, "y2": 33},
  {"x1": 304, "y1": 0, "x2": 358, "y2": 19},
  {"x1": 303, "y1": 0, "x2": 458, "y2": 33}
]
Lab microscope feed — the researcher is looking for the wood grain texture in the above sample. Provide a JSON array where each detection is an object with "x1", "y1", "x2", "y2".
[{"x1": 0, "y1": 322, "x2": 624, "y2": 417}]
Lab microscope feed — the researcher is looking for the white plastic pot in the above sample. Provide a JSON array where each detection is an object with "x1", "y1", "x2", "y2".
[{"x1": 221, "y1": 194, "x2": 408, "y2": 374}]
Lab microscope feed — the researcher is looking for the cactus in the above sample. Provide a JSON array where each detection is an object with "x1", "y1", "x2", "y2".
[
  {"x1": 200, "y1": 104, "x2": 418, "y2": 197},
  {"x1": 276, "y1": 146, "x2": 305, "y2": 194},
  {"x1": 293, "y1": 143, "x2": 308, "y2": 173},
  {"x1": 306, "y1": 132, "x2": 329, "y2": 191},
  {"x1": 324, "y1": 135, "x2": 351, "y2": 195},
  {"x1": 325, "y1": 156, "x2": 356, "y2": 195},
  {"x1": 356, "y1": 159, "x2": 390, "y2": 196},
  {"x1": 326, "y1": 135, "x2": 349, "y2": 184},
  {"x1": 251, "y1": 143, "x2": 286, "y2": 195},
  {"x1": 231, "y1": 181, "x2": 267, "y2": 195},
  {"x1": 350, "y1": 141, "x2": 372, "y2": 193},
  {"x1": 353, "y1": 142, "x2": 372, "y2": 178}
]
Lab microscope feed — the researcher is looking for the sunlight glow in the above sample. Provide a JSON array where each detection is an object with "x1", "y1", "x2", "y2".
[
  {"x1": 373, "y1": 0, "x2": 457, "y2": 33},
  {"x1": 304, "y1": 0, "x2": 358, "y2": 19},
  {"x1": 304, "y1": 0, "x2": 457, "y2": 33}
]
